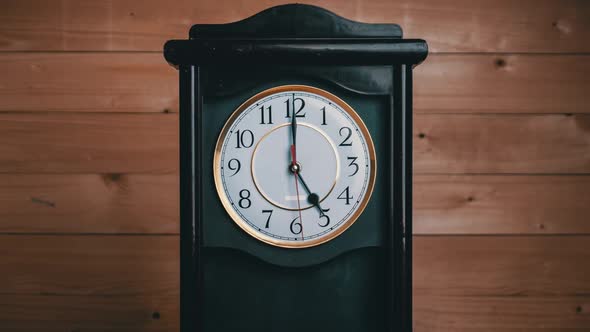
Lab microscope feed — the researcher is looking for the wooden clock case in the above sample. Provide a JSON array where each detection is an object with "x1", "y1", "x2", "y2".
[{"x1": 164, "y1": 4, "x2": 427, "y2": 332}]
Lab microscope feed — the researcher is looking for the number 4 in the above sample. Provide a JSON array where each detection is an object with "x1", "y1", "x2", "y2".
[{"x1": 337, "y1": 186, "x2": 353, "y2": 205}]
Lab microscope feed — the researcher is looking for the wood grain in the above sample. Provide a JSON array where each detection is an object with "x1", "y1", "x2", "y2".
[
  {"x1": 0, "y1": 0, "x2": 588, "y2": 53},
  {"x1": 0, "y1": 0, "x2": 588, "y2": 330},
  {"x1": 0, "y1": 295, "x2": 179, "y2": 332},
  {"x1": 0, "y1": 113, "x2": 178, "y2": 174},
  {"x1": 0, "y1": 235, "x2": 587, "y2": 330},
  {"x1": 413, "y1": 236, "x2": 590, "y2": 297},
  {"x1": 3, "y1": 295, "x2": 586, "y2": 332},
  {"x1": 0, "y1": 235, "x2": 178, "y2": 296},
  {"x1": 414, "y1": 295, "x2": 590, "y2": 331},
  {"x1": 0, "y1": 174, "x2": 178, "y2": 234},
  {"x1": 1, "y1": 53, "x2": 588, "y2": 114},
  {"x1": 414, "y1": 114, "x2": 590, "y2": 174},
  {"x1": 2, "y1": 113, "x2": 587, "y2": 174},
  {"x1": 2, "y1": 174, "x2": 589, "y2": 235},
  {"x1": 414, "y1": 235, "x2": 590, "y2": 330},
  {"x1": 414, "y1": 175, "x2": 590, "y2": 234},
  {"x1": 0, "y1": 53, "x2": 177, "y2": 113},
  {"x1": 414, "y1": 55, "x2": 590, "y2": 114}
]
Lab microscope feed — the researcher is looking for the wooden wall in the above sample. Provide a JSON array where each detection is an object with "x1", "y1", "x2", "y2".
[{"x1": 1, "y1": 0, "x2": 589, "y2": 330}]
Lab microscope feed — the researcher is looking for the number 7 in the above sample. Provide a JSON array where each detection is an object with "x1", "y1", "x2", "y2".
[{"x1": 262, "y1": 210, "x2": 273, "y2": 228}]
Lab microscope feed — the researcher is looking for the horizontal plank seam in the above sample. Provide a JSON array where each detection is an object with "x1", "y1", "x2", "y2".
[
  {"x1": 0, "y1": 292, "x2": 587, "y2": 298},
  {"x1": 1, "y1": 50, "x2": 590, "y2": 56},
  {"x1": 413, "y1": 293, "x2": 590, "y2": 298},
  {"x1": 1, "y1": 233, "x2": 589, "y2": 237},
  {"x1": 1, "y1": 172, "x2": 590, "y2": 176},
  {"x1": 1, "y1": 111, "x2": 588, "y2": 116},
  {"x1": 413, "y1": 112, "x2": 589, "y2": 116},
  {"x1": 0, "y1": 292, "x2": 179, "y2": 297},
  {"x1": 0, "y1": 110, "x2": 178, "y2": 115},
  {"x1": 0, "y1": 111, "x2": 178, "y2": 116},
  {"x1": 412, "y1": 233, "x2": 590, "y2": 237},
  {"x1": 414, "y1": 173, "x2": 590, "y2": 176},
  {"x1": 1, "y1": 173, "x2": 589, "y2": 177},
  {"x1": 0, "y1": 171, "x2": 180, "y2": 175},
  {"x1": 0, "y1": 232, "x2": 180, "y2": 237}
]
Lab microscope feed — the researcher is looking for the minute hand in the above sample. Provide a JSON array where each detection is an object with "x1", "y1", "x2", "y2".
[{"x1": 290, "y1": 93, "x2": 297, "y2": 146}]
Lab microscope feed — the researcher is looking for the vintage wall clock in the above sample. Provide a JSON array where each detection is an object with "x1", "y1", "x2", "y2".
[{"x1": 164, "y1": 4, "x2": 427, "y2": 332}]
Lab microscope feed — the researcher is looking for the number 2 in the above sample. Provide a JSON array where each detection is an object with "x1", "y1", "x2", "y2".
[{"x1": 339, "y1": 127, "x2": 353, "y2": 146}]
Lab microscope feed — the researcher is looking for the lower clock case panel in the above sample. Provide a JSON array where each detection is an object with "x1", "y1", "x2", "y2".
[
  {"x1": 183, "y1": 65, "x2": 411, "y2": 331},
  {"x1": 202, "y1": 247, "x2": 388, "y2": 332}
]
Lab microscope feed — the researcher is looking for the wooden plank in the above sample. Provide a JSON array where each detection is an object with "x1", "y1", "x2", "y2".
[
  {"x1": 0, "y1": 235, "x2": 178, "y2": 296},
  {"x1": 414, "y1": 295, "x2": 590, "y2": 331},
  {"x1": 414, "y1": 175, "x2": 590, "y2": 234},
  {"x1": 0, "y1": 235, "x2": 174, "y2": 331},
  {"x1": 414, "y1": 54, "x2": 590, "y2": 114},
  {"x1": 1, "y1": 113, "x2": 588, "y2": 174},
  {"x1": 414, "y1": 114, "x2": 590, "y2": 174},
  {"x1": 0, "y1": 53, "x2": 177, "y2": 113},
  {"x1": 414, "y1": 235, "x2": 590, "y2": 330},
  {"x1": 0, "y1": 235, "x2": 587, "y2": 330},
  {"x1": 0, "y1": 0, "x2": 588, "y2": 52},
  {"x1": 1, "y1": 174, "x2": 589, "y2": 235},
  {"x1": 3, "y1": 294, "x2": 585, "y2": 332},
  {"x1": 413, "y1": 236, "x2": 590, "y2": 297},
  {"x1": 0, "y1": 295, "x2": 178, "y2": 332},
  {"x1": 0, "y1": 174, "x2": 178, "y2": 234},
  {"x1": 0, "y1": 113, "x2": 178, "y2": 174},
  {"x1": 1, "y1": 53, "x2": 588, "y2": 114},
  {"x1": 8, "y1": 235, "x2": 586, "y2": 298},
  {"x1": 1, "y1": 112, "x2": 588, "y2": 174}
]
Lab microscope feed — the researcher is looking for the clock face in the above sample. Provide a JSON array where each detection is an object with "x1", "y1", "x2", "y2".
[{"x1": 213, "y1": 85, "x2": 376, "y2": 248}]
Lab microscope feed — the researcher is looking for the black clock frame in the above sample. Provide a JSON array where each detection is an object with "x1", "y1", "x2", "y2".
[{"x1": 164, "y1": 4, "x2": 427, "y2": 332}]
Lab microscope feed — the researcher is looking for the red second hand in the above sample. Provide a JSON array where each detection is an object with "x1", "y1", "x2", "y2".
[{"x1": 291, "y1": 144, "x2": 304, "y2": 240}]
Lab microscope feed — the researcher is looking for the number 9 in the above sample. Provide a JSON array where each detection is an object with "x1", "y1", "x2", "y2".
[{"x1": 228, "y1": 158, "x2": 241, "y2": 176}]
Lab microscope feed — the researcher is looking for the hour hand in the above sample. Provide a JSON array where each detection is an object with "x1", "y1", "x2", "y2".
[{"x1": 296, "y1": 173, "x2": 328, "y2": 215}]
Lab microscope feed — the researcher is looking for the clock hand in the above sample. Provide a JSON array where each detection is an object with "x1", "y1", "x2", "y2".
[
  {"x1": 290, "y1": 144, "x2": 304, "y2": 240},
  {"x1": 291, "y1": 93, "x2": 297, "y2": 147},
  {"x1": 289, "y1": 94, "x2": 298, "y2": 168},
  {"x1": 295, "y1": 171, "x2": 329, "y2": 216},
  {"x1": 289, "y1": 95, "x2": 326, "y2": 219}
]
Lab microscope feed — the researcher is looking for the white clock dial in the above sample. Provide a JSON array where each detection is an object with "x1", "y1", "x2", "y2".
[{"x1": 214, "y1": 85, "x2": 376, "y2": 248}]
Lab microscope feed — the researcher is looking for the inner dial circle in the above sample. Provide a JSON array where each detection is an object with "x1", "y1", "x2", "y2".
[{"x1": 251, "y1": 123, "x2": 339, "y2": 211}]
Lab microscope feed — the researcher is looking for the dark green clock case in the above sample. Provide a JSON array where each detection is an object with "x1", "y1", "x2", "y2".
[{"x1": 164, "y1": 4, "x2": 427, "y2": 332}]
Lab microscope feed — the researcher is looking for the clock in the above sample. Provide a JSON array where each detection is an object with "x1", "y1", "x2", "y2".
[
  {"x1": 164, "y1": 4, "x2": 427, "y2": 332},
  {"x1": 214, "y1": 85, "x2": 376, "y2": 248}
]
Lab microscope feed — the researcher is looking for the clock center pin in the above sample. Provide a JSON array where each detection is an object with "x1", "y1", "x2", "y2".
[{"x1": 289, "y1": 162, "x2": 302, "y2": 173}]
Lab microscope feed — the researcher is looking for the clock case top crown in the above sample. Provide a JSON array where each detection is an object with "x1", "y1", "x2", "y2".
[{"x1": 164, "y1": 4, "x2": 427, "y2": 66}]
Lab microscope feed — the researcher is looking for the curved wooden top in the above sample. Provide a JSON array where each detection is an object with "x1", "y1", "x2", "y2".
[{"x1": 189, "y1": 4, "x2": 403, "y2": 39}]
